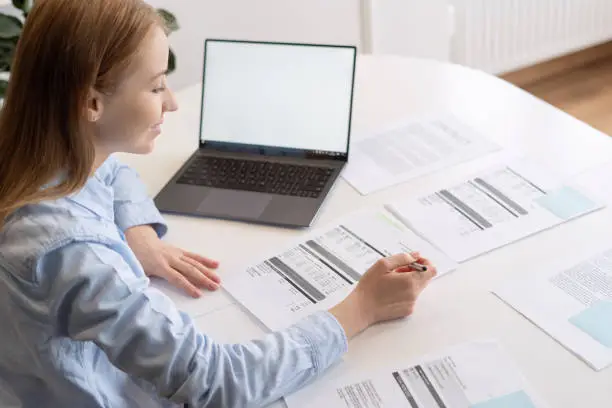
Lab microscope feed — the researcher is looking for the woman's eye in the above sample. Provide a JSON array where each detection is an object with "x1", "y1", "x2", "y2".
[{"x1": 153, "y1": 86, "x2": 166, "y2": 93}]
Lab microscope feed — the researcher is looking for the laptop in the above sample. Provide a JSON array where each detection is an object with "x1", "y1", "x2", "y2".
[{"x1": 154, "y1": 39, "x2": 357, "y2": 227}]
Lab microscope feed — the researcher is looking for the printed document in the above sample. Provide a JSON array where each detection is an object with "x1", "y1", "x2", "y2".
[
  {"x1": 494, "y1": 249, "x2": 612, "y2": 371},
  {"x1": 222, "y1": 209, "x2": 457, "y2": 331},
  {"x1": 342, "y1": 115, "x2": 500, "y2": 195},
  {"x1": 285, "y1": 341, "x2": 547, "y2": 408},
  {"x1": 386, "y1": 158, "x2": 603, "y2": 262},
  {"x1": 571, "y1": 160, "x2": 612, "y2": 204}
]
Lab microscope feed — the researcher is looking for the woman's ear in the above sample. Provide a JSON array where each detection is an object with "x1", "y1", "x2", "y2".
[{"x1": 86, "y1": 88, "x2": 105, "y2": 123}]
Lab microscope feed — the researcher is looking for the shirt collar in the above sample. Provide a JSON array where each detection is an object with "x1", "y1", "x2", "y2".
[{"x1": 65, "y1": 165, "x2": 115, "y2": 222}]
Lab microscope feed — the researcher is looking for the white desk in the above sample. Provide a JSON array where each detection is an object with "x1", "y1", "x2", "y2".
[{"x1": 117, "y1": 55, "x2": 612, "y2": 407}]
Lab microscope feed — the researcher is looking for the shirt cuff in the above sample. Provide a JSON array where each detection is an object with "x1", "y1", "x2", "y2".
[
  {"x1": 292, "y1": 311, "x2": 349, "y2": 375},
  {"x1": 114, "y1": 199, "x2": 168, "y2": 238}
]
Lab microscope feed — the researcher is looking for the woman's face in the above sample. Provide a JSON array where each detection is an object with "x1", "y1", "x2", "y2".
[{"x1": 88, "y1": 26, "x2": 178, "y2": 157}]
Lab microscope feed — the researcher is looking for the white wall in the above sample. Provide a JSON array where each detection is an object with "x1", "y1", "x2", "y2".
[
  {"x1": 145, "y1": 0, "x2": 361, "y2": 91},
  {"x1": 7, "y1": 1, "x2": 612, "y2": 86},
  {"x1": 2, "y1": 1, "x2": 454, "y2": 91},
  {"x1": 366, "y1": 0, "x2": 452, "y2": 62}
]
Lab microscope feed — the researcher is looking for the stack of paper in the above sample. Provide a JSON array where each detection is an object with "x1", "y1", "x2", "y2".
[
  {"x1": 386, "y1": 158, "x2": 603, "y2": 263},
  {"x1": 223, "y1": 158, "x2": 604, "y2": 333},
  {"x1": 494, "y1": 249, "x2": 612, "y2": 371},
  {"x1": 342, "y1": 115, "x2": 500, "y2": 195},
  {"x1": 285, "y1": 341, "x2": 547, "y2": 408},
  {"x1": 222, "y1": 209, "x2": 457, "y2": 331}
]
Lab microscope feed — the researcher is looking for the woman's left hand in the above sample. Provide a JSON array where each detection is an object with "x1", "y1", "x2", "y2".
[{"x1": 125, "y1": 225, "x2": 221, "y2": 298}]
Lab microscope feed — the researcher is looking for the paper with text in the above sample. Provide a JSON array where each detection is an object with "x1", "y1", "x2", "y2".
[
  {"x1": 494, "y1": 248, "x2": 612, "y2": 371},
  {"x1": 386, "y1": 158, "x2": 603, "y2": 263},
  {"x1": 285, "y1": 341, "x2": 546, "y2": 408},
  {"x1": 342, "y1": 115, "x2": 500, "y2": 195},
  {"x1": 571, "y1": 160, "x2": 612, "y2": 204},
  {"x1": 222, "y1": 209, "x2": 457, "y2": 331}
]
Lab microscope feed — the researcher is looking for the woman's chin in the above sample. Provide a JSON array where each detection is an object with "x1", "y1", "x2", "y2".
[
  {"x1": 127, "y1": 139, "x2": 156, "y2": 155},
  {"x1": 120, "y1": 130, "x2": 160, "y2": 155},
  {"x1": 138, "y1": 140, "x2": 156, "y2": 154}
]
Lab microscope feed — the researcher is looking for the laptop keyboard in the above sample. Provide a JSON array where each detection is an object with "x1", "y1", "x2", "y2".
[{"x1": 177, "y1": 156, "x2": 335, "y2": 198}]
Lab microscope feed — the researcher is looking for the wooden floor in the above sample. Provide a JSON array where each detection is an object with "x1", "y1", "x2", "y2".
[{"x1": 513, "y1": 56, "x2": 612, "y2": 136}]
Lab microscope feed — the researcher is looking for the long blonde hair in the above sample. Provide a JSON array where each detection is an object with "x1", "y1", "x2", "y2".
[{"x1": 0, "y1": 0, "x2": 165, "y2": 224}]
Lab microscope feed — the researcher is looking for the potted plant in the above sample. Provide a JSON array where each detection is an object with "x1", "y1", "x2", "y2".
[{"x1": 0, "y1": 0, "x2": 179, "y2": 97}]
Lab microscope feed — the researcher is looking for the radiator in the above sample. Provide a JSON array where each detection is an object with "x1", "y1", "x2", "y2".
[{"x1": 451, "y1": 0, "x2": 612, "y2": 74}]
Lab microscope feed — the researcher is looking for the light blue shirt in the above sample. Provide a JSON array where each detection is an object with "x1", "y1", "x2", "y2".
[{"x1": 0, "y1": 156, "x2": 348, "y2": 408}]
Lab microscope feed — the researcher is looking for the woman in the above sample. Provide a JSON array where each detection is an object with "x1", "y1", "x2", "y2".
[{"x1": 0, "y1": 1, "x2": 437, "y2": 407}]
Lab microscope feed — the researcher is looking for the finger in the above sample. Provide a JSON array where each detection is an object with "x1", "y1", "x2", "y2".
[
  {"x1": 396, "y1": 267, "x2": 437, "y2": 282},
  {"x1": 412, "y1": 254, "x2": 430, "y2": 265},
  {"x1": 378, "y1": 253, "x2": 416, "y2": 271},
  {"x1": 396, "y1": 265, "x2": 424, "y2": 273},
  {"x1": 170, "y1": 257, "x2": 220, "y2": 291},
  {"x1": 163, "y1": 266, "x2": 201, "y2": 298},
  {"x1": 183, "y1": 251, "x2": 219, "y2": 269},
  {"x1": 397, "y1": 254, "x2": 437, "y2": 273},
  {"x1": 182, "y1": 255, "x2": 221, "y2": 284},
  {"x1": 171, "y1": 257, "x2": 220, "y2": 291},
  {"x1": 414, "y1": 257, "x2": 438, "y2": 280}
]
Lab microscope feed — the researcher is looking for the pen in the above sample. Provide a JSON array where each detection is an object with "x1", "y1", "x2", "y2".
[{"x1": 409, "y1": 262, "x2": 428, "y2": 272}]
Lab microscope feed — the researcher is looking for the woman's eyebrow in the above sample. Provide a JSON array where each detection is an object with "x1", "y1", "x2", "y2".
[{"x1": 150, "y1": 69, "x2": 168, "y2": 81}]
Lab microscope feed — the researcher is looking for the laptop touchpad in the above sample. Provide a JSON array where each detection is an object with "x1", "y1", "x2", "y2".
[{"x1": 197, "y1": 190, "x2": 272, "y2": 219}]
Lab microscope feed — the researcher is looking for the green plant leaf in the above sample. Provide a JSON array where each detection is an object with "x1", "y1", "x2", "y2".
[
  {"x1": 11, "y1": 0, "x2": 24, "y2": 10},
  {"x1": 168, "y1": 48, "x2": 176, "y2": 74},
  {"x1": 0, "y1": 81, "x2": 7, "y2": 99},
  {"x1": 0, "y1": 79, "x2": 8, "y2": 98},
  {"x1": 0, "y1": 36, "x2": 16, "y2": 71},
  {"x1": 0, "y1": 14, "x2": 22, "y2": 39},
  {"x1": 0, "y1": 48, "x2": 13, "y2": 61},
  {"x1": 157, "y1": 8, "x2": 179, "y2": 33},
  {"x1": 0, "y1": 48, "x2": 13, "y2": 62},
  {"x1": 12, "y1": 0, "x2": 33, "y2": 13},
  {"x1": 0, "y1": 37, "x2": 16, "y2": 50},
  {"x1": 23, "y1": 0, "x2": 32, "y2": 13}
]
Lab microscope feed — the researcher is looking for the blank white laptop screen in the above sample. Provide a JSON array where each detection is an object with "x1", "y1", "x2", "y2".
[{"x1": 199, "y1": 40, "x2": 356, "y2": 154}]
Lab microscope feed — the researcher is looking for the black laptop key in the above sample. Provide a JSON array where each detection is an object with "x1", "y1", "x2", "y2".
[{"x1": 177, "y1": 157, "x2": 334, "y2": 198}]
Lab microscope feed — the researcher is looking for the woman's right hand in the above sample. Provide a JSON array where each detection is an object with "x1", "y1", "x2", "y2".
[{"x1": 329, "y1": 252, "x2": 437, "y2": 339}]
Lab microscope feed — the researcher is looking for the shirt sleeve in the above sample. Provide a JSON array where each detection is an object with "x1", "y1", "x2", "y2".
[
  {"x1": 105, "y1": 156, "x2": 168, "y2": 238},
  {"x1": 42, "y1": 241, "x2": 348, "y2": 407}
]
